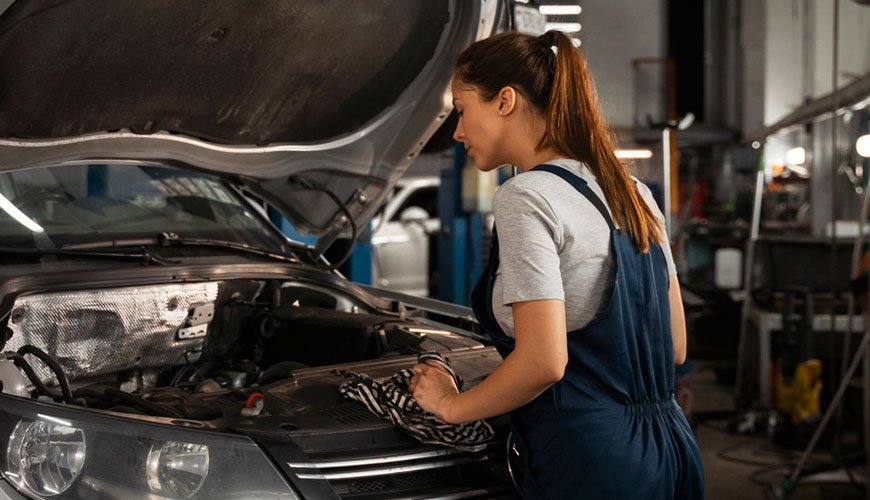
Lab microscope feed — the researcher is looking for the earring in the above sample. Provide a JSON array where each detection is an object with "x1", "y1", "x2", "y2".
[{"x1": 499, "y1": 111, "x2": 503, "y2": 116}]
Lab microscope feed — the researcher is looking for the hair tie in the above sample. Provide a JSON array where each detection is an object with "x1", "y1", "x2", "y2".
[{"x1": 538, "y1": 31, "x2": 559, "y2": 56}]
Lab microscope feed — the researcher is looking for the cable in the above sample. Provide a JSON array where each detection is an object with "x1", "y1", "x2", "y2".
[
  {"x1": 287, "y1": 176, "x2": 359, "y2": 272},
  {"x1": 701, "y1": 419, "x2": 864, "y2": 494},
  {"x1": 715, "y1": 442, "x2": 798, "y2": 468},
  {"x1": 16, "y1": 345, "x2": 74, "y2": 403}
]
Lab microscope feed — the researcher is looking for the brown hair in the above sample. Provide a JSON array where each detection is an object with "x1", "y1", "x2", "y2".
[{"x1": 455, "y1": 30, "x2": 663, "y2": 252}]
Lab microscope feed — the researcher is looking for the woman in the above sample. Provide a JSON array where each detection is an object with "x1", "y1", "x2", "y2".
[{"x1": 409, "y1": 30, "x2": 704, "y2": 499}]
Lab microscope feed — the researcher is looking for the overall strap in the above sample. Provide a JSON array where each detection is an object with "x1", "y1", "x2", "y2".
[{"x1": 532, "y1": 164, "x2": 616, "y2": 231}]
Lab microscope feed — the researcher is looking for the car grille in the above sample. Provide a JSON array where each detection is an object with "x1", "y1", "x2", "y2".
[
  {"x1": 286, "y1": 444, "x2": 516, "y2": 499},
  {"x1": 348, "y1": 467, "x2": 453, "y2": 494}
]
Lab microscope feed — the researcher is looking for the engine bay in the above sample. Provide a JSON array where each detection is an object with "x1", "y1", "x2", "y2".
[{"x1": 0, "y1": 277, "x2": 488, "y2": 428}]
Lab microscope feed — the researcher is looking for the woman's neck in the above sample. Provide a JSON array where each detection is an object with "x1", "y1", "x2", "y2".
[{"x1": 514, "y1": 148, "x2": 571, "y2": 172}]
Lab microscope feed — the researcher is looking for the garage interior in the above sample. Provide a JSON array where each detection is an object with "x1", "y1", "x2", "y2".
[
  {"x1": 332, "y1": 1, "x2": 870, "y2": 498},
  {"x1": 0, "y1": 0, "x2": 868, "y2": 499}
]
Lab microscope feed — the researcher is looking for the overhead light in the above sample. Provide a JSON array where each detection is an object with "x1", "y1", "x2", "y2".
[
  {"x1": 0, "y1": 193, "x2": 44, "y2": 233},
  {"x1": 857, "y1": 134, "x2": 870, "y2": 158},
  {"x1": 786, "y1": 165, "x2": 809, "y2": 177},
  {"x1": 677, "y1": 112, "x2": 695, "y2": 130},
  {"x1": 540, "y1": 5, "x2": 582, "y2": 15},
  {"x1": 786, "y1": 147, "x2": 806, "y2": 166},
  {"x1": 751, "y1": 141, "x2": 762, "y2": 149},
  {"x1": 545, "y1": 22, "x2": 582, "y2": 33},
  {"x1": 615, "y1": 149, "x2": 654, "y2": 160}
]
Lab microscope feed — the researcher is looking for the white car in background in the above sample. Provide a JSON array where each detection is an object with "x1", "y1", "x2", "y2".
[{"x1": 371, "y1": 176, "x2": 440, "y2": 297}]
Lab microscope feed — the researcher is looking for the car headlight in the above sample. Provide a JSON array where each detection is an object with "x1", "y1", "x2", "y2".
[
  {"x1": 6, "y1": 419, "x2": 86, "y2": 497},
  {"x1": 0, "y1": 396, "x2": 299, "y2": 499},
  {"x1": 146, "y1": 441, "x2": 209, "y2": 499}
]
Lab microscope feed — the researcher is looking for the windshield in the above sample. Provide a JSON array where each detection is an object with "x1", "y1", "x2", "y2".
[{"x1": 0, "y1": 163, "x2": 288, "y2": 252}]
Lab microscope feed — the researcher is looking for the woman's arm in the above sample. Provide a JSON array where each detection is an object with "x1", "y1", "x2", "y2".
[
  {"x1": 669, "y1": 275, "x2": 687, "y2": 365},
  {"x1": 411, "y1": 299, "x2": 568, "y2": 424}
]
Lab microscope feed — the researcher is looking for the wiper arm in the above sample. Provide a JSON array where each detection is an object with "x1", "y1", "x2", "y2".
[
  {"x1": 0, "y1": 247, "x2": 176, "y2": 265},
  {"x1": 62, "y1": 232, "x2": 299, "y2": 264}
]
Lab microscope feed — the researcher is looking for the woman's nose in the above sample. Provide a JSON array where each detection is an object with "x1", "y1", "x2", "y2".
[{"x1": 452, "y1": 120, "x2": 464, "y2": 142}]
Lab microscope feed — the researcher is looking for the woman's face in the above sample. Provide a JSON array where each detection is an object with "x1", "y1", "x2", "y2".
[{"x1": 451, "y1": 79, "x2": 507, "y2": 171}]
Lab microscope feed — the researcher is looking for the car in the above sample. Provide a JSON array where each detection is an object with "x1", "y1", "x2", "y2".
[
  {"x1": 371, "y1": 176, "x2": 440, "y2": 297},
  {"x1": 0, "y1": 1, "x2": 528, "y2": 499}
]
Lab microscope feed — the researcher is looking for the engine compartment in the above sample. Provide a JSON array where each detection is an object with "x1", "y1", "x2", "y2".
[{"x1": 0, "y1": 277, "x2": 487, "y2": 427}]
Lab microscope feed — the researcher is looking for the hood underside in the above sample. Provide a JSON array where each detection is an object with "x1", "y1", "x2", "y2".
[{"x1": 0, "y1": 0, "x2": 500, "y2": 249}]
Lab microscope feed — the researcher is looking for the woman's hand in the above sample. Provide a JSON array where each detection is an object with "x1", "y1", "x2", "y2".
[{"x1": 410, "y1": 361, "x2": 459, "y2": 423}]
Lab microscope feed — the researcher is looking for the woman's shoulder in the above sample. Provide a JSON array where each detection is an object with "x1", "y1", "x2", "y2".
[
  {"x1": 492, "y1": 175, "x2": 551, "y2": 215},
  {"x1": 498, "y1": 161, "x2": 590, "y2": 194}
]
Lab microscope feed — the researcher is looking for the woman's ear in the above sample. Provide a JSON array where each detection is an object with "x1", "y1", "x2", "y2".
[{"x1": 497, "y1": 86, "x2": 517, "y2": 116}]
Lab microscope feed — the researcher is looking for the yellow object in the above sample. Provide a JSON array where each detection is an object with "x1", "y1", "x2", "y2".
[{"x1": 776, "y1": 359, "x2": 822, "y2": 423}]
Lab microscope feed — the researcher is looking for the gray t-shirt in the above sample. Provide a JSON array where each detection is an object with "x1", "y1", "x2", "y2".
[{"x1": 491, "y1": 158, "x2": 676, "y2": 337}]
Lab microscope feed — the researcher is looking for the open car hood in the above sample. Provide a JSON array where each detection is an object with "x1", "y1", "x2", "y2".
[{"x1": 0, "y1": 0, "x2": 502, "y2": 252}]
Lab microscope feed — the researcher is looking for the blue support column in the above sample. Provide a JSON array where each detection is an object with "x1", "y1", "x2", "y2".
[
  {"x1": 467, "y1": 213, "x2": 483, "y2": 301},
  {"x1": 437, "y1": 145, "x2": 483, "y2": 306},
  {"x1": 346, "y1": 227, "x2": 372, "y2": 285}
]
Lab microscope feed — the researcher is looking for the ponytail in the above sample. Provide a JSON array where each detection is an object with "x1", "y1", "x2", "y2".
[
  {"x1": 456, "y1": 30, "x2": 663, "y2": 253},
  {"x1": 541, "y1": 30, "x2": 662, "y2": 252}
]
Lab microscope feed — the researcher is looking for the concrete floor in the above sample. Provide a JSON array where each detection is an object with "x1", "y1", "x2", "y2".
[{"x1": 692, "y1": 362, "x2": 867, "y2": 499}]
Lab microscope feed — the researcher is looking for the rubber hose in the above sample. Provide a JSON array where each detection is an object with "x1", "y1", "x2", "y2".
[
  {"x1": 17, "y1": 345, "x2": 74, "y2": 403},
  {"x1": 4, "y1": 352, "x2": 56, "y2": 399},
  {"x1": 104, "y1": 388, "x2": 183, "y2": 419}
]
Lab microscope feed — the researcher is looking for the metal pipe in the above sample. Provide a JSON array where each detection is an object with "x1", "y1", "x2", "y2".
[
  {"x1": 736, "y1": 168, "x2": 765, "y2": 398},
  {"x1": 745, "y1": 74, "x2": 870, "y2": 143},
  {"x1": 836, "y1": 185, "x2": 870, "y2": 437},
  {"x1": 662, "y1": 128, "x2": 672, "y2": 241},
  {"x1": 828, "y1": 0, "x2": 840, "y2": 440}
]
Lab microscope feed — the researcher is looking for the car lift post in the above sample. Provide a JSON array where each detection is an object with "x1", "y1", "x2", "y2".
[
  {"x1": 346, "y1": 228, "x2": 372, "y2": 285},
  {"x1": 437, "y1": 145, "x2": 483, "y2": 306}
]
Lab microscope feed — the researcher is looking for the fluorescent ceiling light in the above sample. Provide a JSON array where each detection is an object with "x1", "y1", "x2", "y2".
[
  {"x1": 0, "y1": 193, "x2": 44, "y2": 232},
  {"x1": 615, "y1": 149, "x2": 653, "y2": 160},
  {"x1": 786, "y1": 147, "x2": 806, "y2": 166},
  {"x1": 545, "y1": 22, "x2": 582, "y2": 33},
  {"x1": 540, "y1": 5, "x2": 582, "y2": 15},
  {"x1": 857, "y1": 134, "x2": 870, "y2": 158}
]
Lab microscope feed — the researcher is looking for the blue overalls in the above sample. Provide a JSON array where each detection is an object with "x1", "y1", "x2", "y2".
[{"x1": 470, "y1": 165, "x2": 704, "y2": 499}]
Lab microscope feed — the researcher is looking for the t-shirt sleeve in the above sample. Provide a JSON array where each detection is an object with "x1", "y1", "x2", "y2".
[
  {"x1": 635, "y1": 180, "x2": 677, "y2": 276},
  {"x1": 492, "y1": 181, "x2": 565, "y2": 305}
]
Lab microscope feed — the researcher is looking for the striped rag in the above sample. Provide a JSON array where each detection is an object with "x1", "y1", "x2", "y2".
[{"x1": 339, "y1": 352, "x2": 494, "y2": 451}]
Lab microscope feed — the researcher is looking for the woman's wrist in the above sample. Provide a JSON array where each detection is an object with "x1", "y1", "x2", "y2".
[{"x1": 441, "y1": 392, "x2": 461, "y2": 424}]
